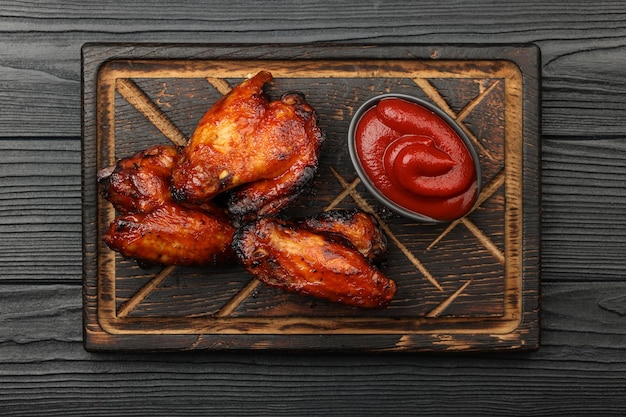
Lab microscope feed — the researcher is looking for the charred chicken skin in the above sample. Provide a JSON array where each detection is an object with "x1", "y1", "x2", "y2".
[
  {"x1": 99, "y1": 72, "x2": 325, "y2": 268},
  {"x1": 98, "y1": 144, "x2": 180, "y2": 214},
  {"x1": 99, "y1": 145, "x2": 235, "y2": 267},
  {"x1": 170, "y1": 71, "x2": 324, "y2": 220},
  {"x1": 104, "y1": 202, "x2": 236, "y2": 267},
  {"x1": 300, "y1": 209, "x2": 388, "y2": 264},
  {"x1": 226, "y1": 91, "x2": 323, "y2": 226},
  {"x1": 99, "y1": 72, "x2": 398, "y2": 310},
  {"x1": 233, "y1": 217, "x2": 396, "y2": 309}
]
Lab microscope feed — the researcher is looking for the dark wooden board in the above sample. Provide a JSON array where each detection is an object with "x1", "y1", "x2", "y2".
[{"x1": 82, "y1": 43, "x2": 540, "y2": 352}]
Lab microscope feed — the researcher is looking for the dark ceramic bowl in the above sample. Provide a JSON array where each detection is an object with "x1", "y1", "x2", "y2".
[{"x1": 347, "y1": 93, "x2": 482, "y2": 223}]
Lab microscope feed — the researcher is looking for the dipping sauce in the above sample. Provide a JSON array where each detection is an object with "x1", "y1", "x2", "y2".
[{"x1": 351, "y1": 96, "x2": 480, "y2": 222}]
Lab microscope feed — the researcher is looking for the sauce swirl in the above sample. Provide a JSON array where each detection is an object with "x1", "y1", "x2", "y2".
[{"x1": 354, "y1": 97, "x2": 479, "y2": 221}]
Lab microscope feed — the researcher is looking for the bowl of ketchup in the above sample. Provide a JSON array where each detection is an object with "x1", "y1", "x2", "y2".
[{"x1": 348, "y1": 93, "x2": 481, "y2": 223}]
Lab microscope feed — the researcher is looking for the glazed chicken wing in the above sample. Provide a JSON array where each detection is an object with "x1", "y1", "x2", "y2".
[
  {"x1": 170, "y1": 71, "x2": 324, "y2": 216},
  {"x1": 98, "y1": 72, "x2": 325, "y2": 267},
  {"x1": 226, "y1": 92, "x2": 323, "y2": 225},
  {"x1": 233, "y1": 217, "x2": 396, "y2": 309},
  {"x1": 98, "y1": 143, "x2": 235, "y2": 267},
  {"x1": 104, "y1": 202, "x2": 236, "y2": 267},
  {"x1": 98, "y1": 144, "x2": 180, "y2": 214},
  {"x1": 300, "y1": 209, "x2": 388, "y2": 263}
]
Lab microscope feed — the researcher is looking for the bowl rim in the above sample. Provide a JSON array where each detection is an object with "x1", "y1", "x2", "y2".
[{"x1": 347, "y1": 93, "x2": 482, "y2": 223}]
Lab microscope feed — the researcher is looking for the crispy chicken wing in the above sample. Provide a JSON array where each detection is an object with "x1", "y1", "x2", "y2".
[
  {"x1": 233, "y1": 217, "x2": 396, "y2": 309},
  {"x1": 226, "y1": 92, "x2": 323, "y2": 225},
  {"x1": 170, "y1": 71, "x2": 324, "y2": 218},
  {"x1": 98, "y1": 144, "x2": 180, "y2": 214},
  {"x1": 104, "y1": 202, "x2": 236, "y2": 267},
  {"x1": 300, "y1": 209, "x2": 388, "y2": 263},
  {"x1": 98, "y1": 144, "x2": 235, "y2": 267}
]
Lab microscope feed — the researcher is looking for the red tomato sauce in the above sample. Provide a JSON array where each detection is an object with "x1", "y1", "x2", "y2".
[{"x1": 354, "y1": 97, "x2": 478, "y2": 221}]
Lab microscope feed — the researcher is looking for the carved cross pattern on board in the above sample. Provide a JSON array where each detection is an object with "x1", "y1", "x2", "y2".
[
  {"x1": 107, "y1": 72, "x2": 507, "y2": 321},
  {"x1": 84, "y1": 46, "x2": 540, "y2": 352}
]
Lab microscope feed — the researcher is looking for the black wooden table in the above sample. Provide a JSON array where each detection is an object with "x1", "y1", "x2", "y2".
[{"x1": 2, "y1": 1, "x2": 625, "y2": 415}]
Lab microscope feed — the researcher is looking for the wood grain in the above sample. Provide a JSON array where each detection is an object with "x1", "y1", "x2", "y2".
[
  {"x1": 0, "y1": 138, "x2": 81, "y2": 282},
  {"x1": 1, "y1": 2, "x2": 626, "y2": 137},
  {"x1": 82, "y1": 44, "x2": 539, "y2": 352},
  {"x1": 2, "y1": 283, "x2": 626, "y2": 416},
  {"x1": 542, "y1": 139, "x2": 626, "y2": 280},
  {"x1": 1, "y1": 0, "x2": 626, "y2": 414},
  {"x1": 4, "y1": 138, "x2": 624, "y2": 286}
]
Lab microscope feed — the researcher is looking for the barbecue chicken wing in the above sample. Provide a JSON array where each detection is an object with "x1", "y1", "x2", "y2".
[
  {"x1": 170, "y1": 71, "x2": 324, "y2": 220},
  {"x1": 99, "y1": 144, "x2": 235, "y2": 267},
  {"x1": 104, "y1": 202, "x2": 236, "y2": 267},
  {"x1": 98, "y1": 144, "x2": 180, "y2": 213},
  {"x1": 226, "y1": 93, "x2": 321, "y2": 225},
  {"x1": 300, "y1": 209, "x2": 388, "y2": 263},
  {"x1": 233, "y1": 217, "x2": 396, "y2": 309}
]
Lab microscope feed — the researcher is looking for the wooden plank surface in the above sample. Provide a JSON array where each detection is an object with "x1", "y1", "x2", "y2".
[
  {"x1": 1, "y1": 0, "x2": 626, "y2": 415},
  {"x1": 0, "y1": 138, "x2": 82, "y2": 282},
  {"x1": 2, "y1": 283, "x2": 626, "y2": 415},
  {"x1": 1, "y1": 1, "x2": 625, "y2": 138}
]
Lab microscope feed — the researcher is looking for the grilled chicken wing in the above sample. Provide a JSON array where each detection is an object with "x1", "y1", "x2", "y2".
[
  {"x1": 170, "y1": 71, "x2": 324, "y2": 217},
  {"x1": 233, "y1": 217, "x2": 396, "y2": 309},
  {"x1": 226, "y1": 91, "x2": 323, "y2": 225},
  {"x1": 104, "y1": 202, "x2": 236, "y2": 267},
  {"x1": 98, "y1": 144, "x2": 180, "y2": 214},
  {"x1": 300, "y1": 209, "x2": 388, "y2": 263}
]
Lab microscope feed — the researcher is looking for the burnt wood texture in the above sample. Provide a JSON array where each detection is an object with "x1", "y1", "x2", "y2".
[
  {"x1": 83, "y1": 44, "x2": 539, "y2": 350},
  {"x1": 82, "y1": 44, "x2": 540, "y2": 352},
  {"x1": 2, "y1": 1, "x2": 626, "y2": 415}
]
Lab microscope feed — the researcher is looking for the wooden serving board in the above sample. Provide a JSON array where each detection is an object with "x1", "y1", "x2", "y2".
[{"x1": 82, "y1": 43, "x2": 541, "y2": 352}]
